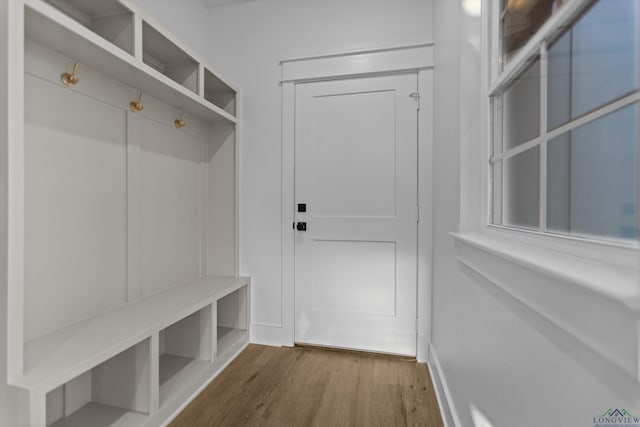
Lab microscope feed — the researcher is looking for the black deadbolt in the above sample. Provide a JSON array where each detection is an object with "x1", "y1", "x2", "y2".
[
  {"x1": 296, "y1": 222, "x2": 307, "y2": 231},
  {"x1": 298, "y1": 203, "x2": 307, "y2": 213}
]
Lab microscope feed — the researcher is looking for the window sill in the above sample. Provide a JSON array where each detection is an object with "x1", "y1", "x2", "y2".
[
  {"x1": 451, "y1": 231, "x2": 640, "y2": 384},
  {"x1": 451, "y1": 231, "x2": 640, "y2": 310}
]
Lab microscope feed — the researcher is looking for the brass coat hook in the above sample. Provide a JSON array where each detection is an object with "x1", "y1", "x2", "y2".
[
  {"x1": 175, "y1": 112, "x2": 186, "y2": 129},
  {"x1": 130, "y1": 93, "x2": 144, "y2": 113},
  {"x1": 61, "y1": 63, "x2": 80, "y2": 86}
]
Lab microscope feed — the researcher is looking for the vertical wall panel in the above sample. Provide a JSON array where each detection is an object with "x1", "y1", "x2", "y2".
[
  {"x1": 24, "y1": 74, "x2": 127, "y2": 341},
  {"x1": 207, "y1": 124, "x2": 236, "y2": 276},
  {"x1": 140, "y1": 118, "x2": 202, "y2": 297}
]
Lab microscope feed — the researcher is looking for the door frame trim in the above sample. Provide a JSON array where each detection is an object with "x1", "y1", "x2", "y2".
[
  {"x1": 278, "y1": 44, "x2": 434, "y2": 362},
  {"x1": 280, "y1": 43, "x2": 433, "y2": 83}
]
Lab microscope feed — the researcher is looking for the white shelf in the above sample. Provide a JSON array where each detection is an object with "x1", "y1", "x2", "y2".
[
  {"x1": 46, "y1": 0, "x2": 129, "y2": 19},
  {"x1": 45, "y1": 338, "x2": 151, "y2": 427},
  {"x1": 142, "y1": 21, "x2": 199, "y2": 94},
  {"x1": 217, "y1": 327, "x2": 248, "y2": 356},
  {"x1": 20, "y1": 276, "x2": 250, "y2": 392},
  {"x1": 204, "y1": 67, "x2": 236, "y2": 116},
  {"x1": 43, "y1": 0, "x2": 134, "y2": 55},
  {"x1": 49, "y1": 403, "x2": 147, "y2": 427},
  {"x1": 158, "y1": 304, "x2": 213, "y2": 407},
  {"x1": 216, "y1": 286, "x2": 248, "y2": 358},
  {"x1": 159, "y1": 354, "x2": 209, "y2": 406},
  {"x1": 144, "y1": 341, "x2": 249, "y2": 427},
  {"x1": 24, "y1": 0, "x2": 236, "y2": 124}
]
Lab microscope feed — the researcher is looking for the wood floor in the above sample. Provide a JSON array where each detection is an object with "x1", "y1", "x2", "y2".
[{"x1": 170, "y1": 344, "x2": 444, "y2": 427}]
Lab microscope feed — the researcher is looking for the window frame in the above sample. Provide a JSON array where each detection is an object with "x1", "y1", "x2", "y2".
[{"x1": 485, "y1": 0, "x2": 640, "y2": 251}]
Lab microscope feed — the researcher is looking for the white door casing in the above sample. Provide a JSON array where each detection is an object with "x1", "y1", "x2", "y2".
[
  {"x1": 267, "y1": 43, "x2": 432, "y2": 361},
  {"x1": 294, "y1": 74, "x2": 418, "y2": 355}
]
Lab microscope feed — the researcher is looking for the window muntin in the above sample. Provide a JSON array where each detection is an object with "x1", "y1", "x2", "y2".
[{"x1": 491, "y1": 0, "x2": 640, "y2": 243}]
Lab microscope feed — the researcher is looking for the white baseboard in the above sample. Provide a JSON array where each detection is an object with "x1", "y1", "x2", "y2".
[
  {"x1": 428, "y1": 344, "x2": 462, "y2": 427},
  {"x1": 250, "y1": 323, "x2": 294, "y2": 347}
]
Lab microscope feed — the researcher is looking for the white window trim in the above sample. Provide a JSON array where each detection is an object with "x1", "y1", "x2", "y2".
[
  {"x1": 453, "y1": 0, "x2": 640, "y2": 311},
  {"x1": 488, "y1": 0, "x2": 639, "y2": 253}
]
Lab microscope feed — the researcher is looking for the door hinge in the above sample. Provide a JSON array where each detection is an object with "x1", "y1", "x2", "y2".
[
  {"x1": 409, "y1": 92, "x2": 420, "y2": 110},
  {"x1": 416, "y1": 205, "x2": 420, "y2": 223}
]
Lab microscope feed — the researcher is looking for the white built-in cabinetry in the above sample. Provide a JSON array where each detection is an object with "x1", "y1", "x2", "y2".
[{"x1": 5, "y1": 0, "x2": 250, "y2": 425}]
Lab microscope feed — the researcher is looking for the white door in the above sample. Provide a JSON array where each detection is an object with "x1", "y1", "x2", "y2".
[{"x1": 294, "y1": 74, "x2": 418, "y2": 356}]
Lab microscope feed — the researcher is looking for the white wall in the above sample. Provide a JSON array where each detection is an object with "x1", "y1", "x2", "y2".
[
  {"x1": 132, "y1": 0, "x2": 209, "y2": 59},
  {"x1": 431, "y1": 2, "x2": 460, "y2": 424},
  {"x1": 432, "y1": 1, "x2": 640, "y2": 426},
  {"x1": 205, "y1": 1, "x2": 433, "y2": 341}
]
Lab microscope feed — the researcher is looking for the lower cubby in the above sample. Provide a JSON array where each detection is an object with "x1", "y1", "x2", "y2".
[
  {"x1": 159, "y1": 306, "x2": 212, "y2": 407},
  {"x1": 23, "y1": 277, "x2": 250, "y2": 426},
  {"x1": 46, "y1": 339, "x2": 151, "y2": 427},
  {"x1": 217, "y1": 286, "x2": 248, "y2": 356}
]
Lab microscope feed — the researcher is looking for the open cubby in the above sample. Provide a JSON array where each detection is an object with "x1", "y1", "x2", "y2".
[
  {"x1": 43, "y1": 0, "x2": 134, "y2": 55},
  {"x1": 217, "y1": 286, "x2": 248, "y2": 356},
  {"x1": 45, "y1": 340, "x2": 150, "y2": 427},
  {"x1": 159, "y1": 306, "x2": 212, "y2": 407},
  {"x1": 142, "y1": 21, "x2": 199, "y2": 94},
  {"x1": 204, "y1": 68, "x2": 236, "y2": 116}
]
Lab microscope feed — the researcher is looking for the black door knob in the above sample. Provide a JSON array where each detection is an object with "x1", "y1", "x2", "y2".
[{"x1": 296, "y1": 222, "x2": 307, "y2": 231}]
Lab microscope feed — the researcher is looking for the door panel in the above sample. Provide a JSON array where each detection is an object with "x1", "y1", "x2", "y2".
[
  {"x1": 311, "y1": 240, "x2": 396, "y2": 316},
  {"x1": 310, "y1": 90, "x2": 397, "y2": 217},
  {"x1": 294, "y1": 74, "x2": 418, "y2": 356}
]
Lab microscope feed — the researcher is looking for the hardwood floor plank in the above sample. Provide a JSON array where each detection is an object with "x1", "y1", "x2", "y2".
[{"x1": 169, "y1": 345, "x2": 444, "y2": 427}]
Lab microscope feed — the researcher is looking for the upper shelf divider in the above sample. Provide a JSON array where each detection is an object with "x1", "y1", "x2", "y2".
[{"x1": 25, "y1": 0, "x2": 237, "y2": 124}]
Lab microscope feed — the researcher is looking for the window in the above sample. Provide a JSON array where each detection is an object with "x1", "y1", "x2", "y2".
[
  {"x1": 501, "y1": 0, "x2": 568, "y2": 61},
  {"x1": 491, "y1": 0, "x2": 640, "y2": 243}
]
